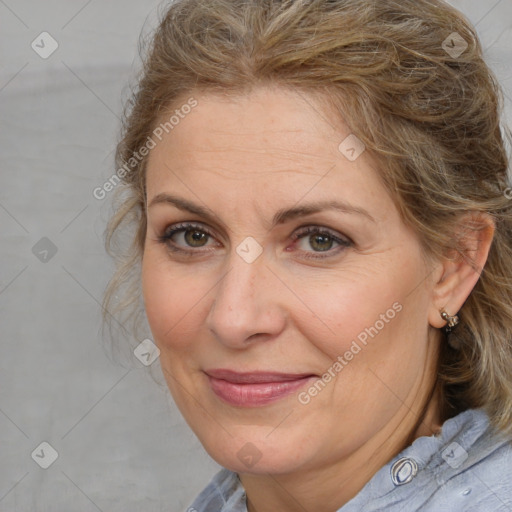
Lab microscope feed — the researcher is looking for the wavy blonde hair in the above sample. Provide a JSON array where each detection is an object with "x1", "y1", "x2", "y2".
[{"x1": 102, "y1": 0, "x2": 512, "y2": 436}]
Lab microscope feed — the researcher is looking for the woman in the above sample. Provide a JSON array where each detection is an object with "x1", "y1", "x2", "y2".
[{"x1": 103, "y1": 0, "x2": 512, "y2": 510}]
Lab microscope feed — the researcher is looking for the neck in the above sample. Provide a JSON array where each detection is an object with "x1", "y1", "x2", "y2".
[{"x1": 241, "y1": 382, "x2": 443, "y2": 512}]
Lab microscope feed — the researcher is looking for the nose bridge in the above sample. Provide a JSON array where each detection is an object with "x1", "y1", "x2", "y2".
[
  {"x1": 223, "y1": 254, "x2": 257, "y2": 303},
  {"x1": 206, "y1": 247, "x2": 284, "y2": 346}
]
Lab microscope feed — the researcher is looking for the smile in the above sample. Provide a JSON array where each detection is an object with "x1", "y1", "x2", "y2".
[{"x1": 204, "y1": 369, "x2": 317, "y2": 407}]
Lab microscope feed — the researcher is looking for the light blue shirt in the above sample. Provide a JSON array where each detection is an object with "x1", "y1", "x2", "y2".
[{"x1": 186, "y1": 408, "x2": 512, "y2": 511}]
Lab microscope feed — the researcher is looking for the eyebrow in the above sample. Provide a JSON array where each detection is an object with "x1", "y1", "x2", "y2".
[{"x1": 148, "y1": 193, "x2": 376, "y2": 226}]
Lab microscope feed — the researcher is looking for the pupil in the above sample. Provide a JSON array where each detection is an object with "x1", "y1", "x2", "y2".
[
  {"x1": 186, "y1": 230, "x2": 207, "y2": 246},
  {"x1": 311, "y1": 234, "x2": 332, "y2": 251}
]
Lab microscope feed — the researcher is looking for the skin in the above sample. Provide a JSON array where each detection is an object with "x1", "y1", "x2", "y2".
[{"x1": 141, "y1": 85, "x2": 494, "y2": 512}]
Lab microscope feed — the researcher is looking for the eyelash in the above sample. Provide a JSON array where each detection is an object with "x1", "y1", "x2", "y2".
[{"x1": 156, "y1": 222, "x2": 352, "y2": 260}]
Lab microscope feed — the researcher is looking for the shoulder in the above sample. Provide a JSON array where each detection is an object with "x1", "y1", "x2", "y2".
[
  {"x1": 341, "y1": 408, "x2": 512, "y2": 512},
  {"x1": 185, "y1": 468, "x2": 245, "y2": 512},
  {"x1": 185, "y1": 409, "x2": 512, "y2": 512},
  {"x1": 424, "y1": 410, "x2": 512, "y2": 511}
]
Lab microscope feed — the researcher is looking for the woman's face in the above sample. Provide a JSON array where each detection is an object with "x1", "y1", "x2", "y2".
[{"x1": 142, "y1": 86, "x2": 441, "y2": 476}]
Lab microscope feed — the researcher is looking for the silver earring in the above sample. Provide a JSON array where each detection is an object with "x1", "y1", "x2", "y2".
[{"x1": 440, "y1": 309, "x2": 459, "y2": 332}]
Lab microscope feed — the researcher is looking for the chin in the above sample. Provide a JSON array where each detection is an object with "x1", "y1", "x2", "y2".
[{"x1": 197, "y1": 427, "x2": 314, "y2": 475}]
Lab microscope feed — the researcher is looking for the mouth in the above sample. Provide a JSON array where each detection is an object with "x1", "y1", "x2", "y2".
[{"x1": 204, "y1": 369, "x2": 317, "y2": 407}]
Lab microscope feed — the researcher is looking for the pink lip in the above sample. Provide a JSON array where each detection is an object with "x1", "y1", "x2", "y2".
[{"x1": 205, "y1": 369, "x2": 317, "y2": 407}]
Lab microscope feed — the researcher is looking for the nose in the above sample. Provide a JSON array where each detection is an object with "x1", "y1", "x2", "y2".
[{"x1": 205, "y1": 248, "x2": 287, "y2": 349}]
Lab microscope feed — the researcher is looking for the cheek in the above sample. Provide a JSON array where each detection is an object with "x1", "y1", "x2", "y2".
[
  {"x1": 293, "y1": 279, "x2": 423, "y2": 422},
  {"x1": 141, "y1": 253, "x2": 207, "y2": 350},
  {"x1": 289, "y1": 266, "x2": 405, "y2": 359}
]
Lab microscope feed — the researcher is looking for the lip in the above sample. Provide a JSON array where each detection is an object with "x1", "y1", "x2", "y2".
[{"x1": 204, "y1": 369, "x2": 317, "y2": 407}]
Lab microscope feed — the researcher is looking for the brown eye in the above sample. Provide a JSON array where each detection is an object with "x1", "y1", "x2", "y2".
[
  {"x1": 308, "y1": 233, "x2": 334, "y2": 252},
  {"x1": 184, "y1": 229, "x2": 209, "y2": 247},
  {"x1": 158, "y1": 223, "x2": 217, "y2": 253},
  {"x1": 293, "y1": 226, "x2": 352, "y2": 259}
]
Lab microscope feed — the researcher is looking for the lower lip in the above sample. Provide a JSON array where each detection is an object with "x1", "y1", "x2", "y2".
[{"x1": 207, "y1": 375, "x2": 316, "y2": 407}]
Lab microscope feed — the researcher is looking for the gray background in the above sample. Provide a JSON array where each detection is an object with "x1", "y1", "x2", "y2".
[{"x1": 0, "y1": 1, "x2": 511, "y2": 511}]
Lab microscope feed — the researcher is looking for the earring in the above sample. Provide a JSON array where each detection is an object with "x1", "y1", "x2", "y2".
[{"x1": 440, "y1": 309, "x2": 459, "y2": 332}]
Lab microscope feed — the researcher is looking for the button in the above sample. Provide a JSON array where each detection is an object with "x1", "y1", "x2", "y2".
[{"x1": 390, "y1": 457, "x2": 418, "y2": 486}]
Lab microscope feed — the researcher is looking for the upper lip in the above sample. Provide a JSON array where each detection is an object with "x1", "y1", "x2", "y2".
[{"x1": 204, "y1": 369, "x2": 317, "y2": 384}]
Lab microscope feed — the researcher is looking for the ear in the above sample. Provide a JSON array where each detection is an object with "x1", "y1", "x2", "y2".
[{"x1": 428, "y1": 212, "x2": 495, "y2": 329}]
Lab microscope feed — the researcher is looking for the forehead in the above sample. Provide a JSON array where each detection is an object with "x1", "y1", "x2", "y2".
[
  {"x1": 144, "y1": 86, "x2": 391, "y2": 217},
  {"x1": 156, "y1": 88, "x2": 342, "y2": 155}
]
